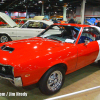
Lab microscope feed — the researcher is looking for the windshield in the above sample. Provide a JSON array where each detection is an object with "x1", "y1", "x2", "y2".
[{"x1": 38, "y1": 25, "x2": 81, "y2": 43}]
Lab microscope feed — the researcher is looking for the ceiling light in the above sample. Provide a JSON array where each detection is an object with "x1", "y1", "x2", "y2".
[
  {"x1": 46, "y1": 7, "x2": 49, "y2": 9},
  {"x1": 59, "y1": 0, "x2": 63, "y2": 1},
  {"x1": 38, "y1": 1, "x2": 42, "y2": 3}
]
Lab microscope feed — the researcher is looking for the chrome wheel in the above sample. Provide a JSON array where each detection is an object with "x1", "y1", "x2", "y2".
[
  {"x1": 0, "y1": 35, "x2": 8, "y2": 43},
  {"x1": 39, "y1": 66, "x2": 65, "y2": 95},
  {"x1": 47, "y1": 71, "x2": 62, "y2": 91}
]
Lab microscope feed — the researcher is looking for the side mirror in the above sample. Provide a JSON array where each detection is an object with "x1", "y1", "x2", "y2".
[{"x1": 84, "y1": 38, "x2": 90, "y2": 45}]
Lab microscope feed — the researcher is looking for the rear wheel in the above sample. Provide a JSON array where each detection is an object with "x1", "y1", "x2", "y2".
[
  {"x1": 0, "y1": 35, "x2": 11, "y2": 43},
  {"x1": 39, "y1": 66, "x2": 65, "y2": 95}
]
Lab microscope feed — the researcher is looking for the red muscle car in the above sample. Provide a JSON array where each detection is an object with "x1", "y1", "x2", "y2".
[{"x1": 0, "y1": 23, "x2": 100, "y2": 95}]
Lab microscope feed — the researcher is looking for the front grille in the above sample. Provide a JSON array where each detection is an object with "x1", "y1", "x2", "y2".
[{"x1": 0, "y1": 64, "x2": 14, "y2": 79}]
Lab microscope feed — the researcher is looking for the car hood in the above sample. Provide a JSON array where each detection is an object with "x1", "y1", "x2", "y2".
[
  {"x1": 1, "y1": 37, "x2": 63, "y2": 52},
  {"x1": 32, "y1": 16, "x2": 44, "y2": 20},
  {"x1": 0, "y1": 37, "x2": 65, "y2": 63},
  {"x1": 0, "y1": 12, "x2": 17, "y2": 27}
]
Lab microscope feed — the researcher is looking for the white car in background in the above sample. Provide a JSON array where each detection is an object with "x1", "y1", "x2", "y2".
[{"x1": 0, "y1": 12, "x2": 53, "y2": 43}]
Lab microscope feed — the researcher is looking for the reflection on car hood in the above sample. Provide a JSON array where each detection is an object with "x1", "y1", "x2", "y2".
[
  {"x1": 0, "y1": 12, "x2": 17, "y2": 27},
  {"x1": 2, "y1": 37, "x2": 62, "y2": 51}
]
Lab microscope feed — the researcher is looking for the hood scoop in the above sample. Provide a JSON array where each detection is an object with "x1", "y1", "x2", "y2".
[{"x1": 1, "y1": 45, "x2": 14, "y2": 53}]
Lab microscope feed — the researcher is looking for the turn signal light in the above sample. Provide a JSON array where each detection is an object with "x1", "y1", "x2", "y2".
[{"x1": 25, "y1": 74, "x2": 30, "y2": 77}]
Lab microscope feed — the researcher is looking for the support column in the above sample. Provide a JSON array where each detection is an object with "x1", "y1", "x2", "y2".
[
  {"x1": 81, "y1": 0, "x2": 86, "y2": 24},
  {"x1": 41, "y1": 1, "x2": 44, "y2": 16},
  {"x1": 26, "y1": 6, "x2": 28, "y2": 18},
  {"x1": 63, "y1": 3, "x2": 67, "y2": 21},
  {"x1": 18, "y1": 12, "x2": 19, "y2": 18}
]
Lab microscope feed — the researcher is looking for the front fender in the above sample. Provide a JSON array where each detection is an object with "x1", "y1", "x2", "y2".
[{"x1": 46, "y1": 59, "x2": 68, "y2": 71}]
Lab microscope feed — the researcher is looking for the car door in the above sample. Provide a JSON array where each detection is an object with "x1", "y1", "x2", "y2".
[
  {"x1": 16, "y1": 28, "x2": 43, "y2": 40},
  {"x1": 16, "y1": 21, "x2": 44, "y2": 40},
  {"x1": 76, "y1": 27, "x2": 99, "y2": 68}
]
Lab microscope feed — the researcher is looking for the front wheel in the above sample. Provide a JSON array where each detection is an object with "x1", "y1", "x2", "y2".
[
  {"x1": 97, "y1": 60, "x2": 100, "y2": 65},
  {"x1": 39, "y1": 66, "x2": 65, "y2": 95},
  {"x1": 0, "y1": 35, "x2": 11, "y2": 43}
]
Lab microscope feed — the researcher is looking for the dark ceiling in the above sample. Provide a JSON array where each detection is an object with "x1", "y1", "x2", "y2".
[{"x1": 0, "y1": 0, "x2": 100, "y2": 14}]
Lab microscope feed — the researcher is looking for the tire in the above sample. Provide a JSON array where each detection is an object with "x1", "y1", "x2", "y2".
[
  {"x1": 97, "y1": 60, "x2": 100, "y2": 65},
  {"x1": 0, "y1": 35, "x2": 11, "y2": 43},
  {"x1": 39, "y1": 66, "x2": 65, "y2": 95}
]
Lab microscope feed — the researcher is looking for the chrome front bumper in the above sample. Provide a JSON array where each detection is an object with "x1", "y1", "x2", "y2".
[
  {"x1": 14, "y1": 77, "x2": 22, "y2": 86},
  {"x1": 0, "y1": 64, "x2": 22, "y2": 87},
  {"x1": 0, "y1": 75, "x2": 22, "y2": 87}
]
